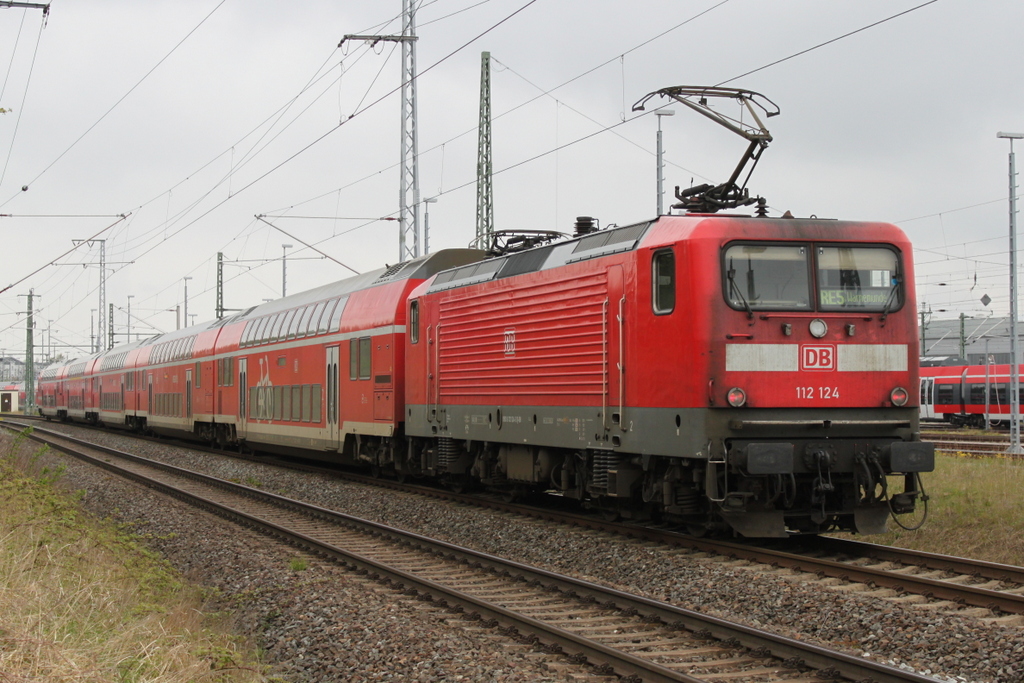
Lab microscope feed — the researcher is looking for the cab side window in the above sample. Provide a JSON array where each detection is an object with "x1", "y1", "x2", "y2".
[
  {"x1": 409, "y1": 300, "x2": 419, "y2": 344},
  {"x1": 652, "y1": 249, "x2": 675, "y2": 314}
]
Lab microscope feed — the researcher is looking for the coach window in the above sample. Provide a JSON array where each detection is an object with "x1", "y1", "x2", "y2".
[
  {"x1": 349, "y1": 338, "x2": 359, "y2": 380},
  {"x1": 287, "y1": 309, "x2": 305, "y2": 339},
  {"x1": 240, "y1": 322, "x2": 252, "y2": 347},
  {"x1": 253, "y1": 316, "x2": 271, "y2": 344},
  {"x1": 319, "y1": 299, "x2": 339, "y2": 335},
  {"x1": 328, "y1": 296, "x2": 347, "y2": 333},
  {"x1": 276, "y1": 313, "x2": 291, "y2": 341},
  {"x1": 359, "y1": 337, "x2": 372, "y2": 380},
  {"x1": 410, "y1": 300, "x2": 420, "y2": 343},
  {"x1": 296, "y1": 305, "x2": 316, "y2": 338},
  {"x1": 652, "y1": 249, "x2": 675, "y2": 315},
  {"x1": 306, "y1": 301, "x2": 327, "y2": 336},
  {"x1": 269, "y1": 313, "x2": 288, "y2": 342}
]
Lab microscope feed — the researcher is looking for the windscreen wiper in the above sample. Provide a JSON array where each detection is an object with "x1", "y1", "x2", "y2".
[
  {"x1": 879, "y1": 275, "x2": 902, "y2": 322},
  {"x1": 727, "y1": 260, "x2": 754, "y2": 319}
]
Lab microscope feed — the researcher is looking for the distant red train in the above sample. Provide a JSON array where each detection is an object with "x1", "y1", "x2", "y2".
[
  {"x1": 36, "y1": 213, "x2": 934, "y2": 537},
  {"x1": 920, "y1": 363, "x2": 1023, "y2": 428}
]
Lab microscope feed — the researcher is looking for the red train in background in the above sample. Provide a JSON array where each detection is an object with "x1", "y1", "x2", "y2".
[
  {"x1": 36, "y1": 212, "x2": 934, "y2": 537},
  {"x1": 921, "y1": 363, "x2": 1024, "y2": 428}
]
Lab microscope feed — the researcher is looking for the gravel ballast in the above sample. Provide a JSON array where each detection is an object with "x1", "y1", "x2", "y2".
[{"x1": 9, "y1": 423, "x2": 1022, "y2": 683}]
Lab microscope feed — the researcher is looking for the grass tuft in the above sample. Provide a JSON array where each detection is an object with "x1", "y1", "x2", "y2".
[
  {"x1": 855, "y1": 452, "x2": 1024, "y2": 565},
  {"x1": 0, "y1": 430, "x2": 269, "y2": 682}
]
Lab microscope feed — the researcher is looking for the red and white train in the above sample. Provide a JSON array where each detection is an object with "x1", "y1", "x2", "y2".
[
  {"x1": 36, "y1": 213, "x2": 934, "y2": 537},
  {"x1": 921, "y1": 363, "x2": 1024, "y2": 427}
]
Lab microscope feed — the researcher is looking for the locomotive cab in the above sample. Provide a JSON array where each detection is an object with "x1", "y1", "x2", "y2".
[{"x1": 698, "y1": 222, "x2": 935, "y2": 536}]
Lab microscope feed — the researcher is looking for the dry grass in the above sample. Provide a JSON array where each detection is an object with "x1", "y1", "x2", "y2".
[
  {"x1": 859, "y1": 451, "x2": 1024, "y2": 566},
  {"x1": 0, "y1": 428, "x2": 270, "y2": 683}
]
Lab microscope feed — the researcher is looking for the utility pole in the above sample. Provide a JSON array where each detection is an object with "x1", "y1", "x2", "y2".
[
  {"x1": 72, "y1": 239, "x2": 106, "y2": 356},
  {"x1": 282, "y1": 244, "x2": 293, "y2": 297},
  {"x1": 424, "y1": 197, "x2": 437, "y2": 255},
  {"x1": 655, "y1": 109, "x2": 675, "y2": 215},
  {"x1": 21, "y1": 290, "x2": 35, "y2": 413},
  {"x1": 476, "y1": 51, "x2": 494, "y2": 248},
  {"x1": 217, "y1": 252, "x2": 225, "y2": 320},
  {"x1": 183, "y1": 276, "x2": 192, "y2": 329},
  {"x1": 998, "y1": 131, "x2": 1024, "y2": 454},
  {"x1": 399, "y1": 0, "x2": 420, "y2": 263},
  {"x1": 215, "y1": 252, "x2": 246, "y2": 320},
  {"x1": 127, "y1": 295, "x2": 134, "y2": 343},
  {"x1": 339, "y1": 0, "x2": 421, "y2": 263},
  {"x1": 919, "y1": 304, "x2": 930, "y2": 354},
  {"x1": 959, "y1": 312, "x2": 966, "y2": 359},
  {"x1": 90, "y1": 309, "x2": 96, "y2": 353}
]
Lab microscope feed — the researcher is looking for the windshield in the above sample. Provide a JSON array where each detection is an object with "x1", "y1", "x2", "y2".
[
  {"x1": 816, "y1": 246, "x2": 900, "y2": 311},
  {"x1": 723, "y1": 244, "x2": 811, "y2": 310},
  {"x1": 722, "y1": 242, "x2": 903, "y2": 313}
]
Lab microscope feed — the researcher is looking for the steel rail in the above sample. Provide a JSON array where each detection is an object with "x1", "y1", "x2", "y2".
[
  {"x1": 8, "y1": 416, "x2": 1024, "y2": 616},
  {"x1": 809, "y1": 536, "x2": 1024, "y2": 586},
  {"x1": 2, "y1": 422, "x2": 941, "y2": 683}
]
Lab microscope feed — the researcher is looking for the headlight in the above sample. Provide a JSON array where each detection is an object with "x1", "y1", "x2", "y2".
[
  {"x1": 727, "y1": 387, "x2": 747, "y2": 407},
  {"x1": 809, "y1": 319, "x2": 828, "y2": 338},
  {"x1": 890, "y1": 387, "x2": 909, "y2": 406}
]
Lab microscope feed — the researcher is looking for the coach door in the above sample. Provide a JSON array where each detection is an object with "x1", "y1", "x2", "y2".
[
  {"x1": 606, "y1": 265, "x2": 626, "y2": 432},
  {"x1": 238, "y1": 358, "x2": 248, "y2": 437},
  {"x1": 185, "y1": 369, "x2": 193, "y2": 420},
  {"x1": 920, "y1": 377, "x2": 934, "y2": 420},
  {"x1": 325, "y1": 346, "x2": 340, "y2": 449}
]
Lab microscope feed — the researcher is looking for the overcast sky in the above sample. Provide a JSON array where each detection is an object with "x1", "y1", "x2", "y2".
[{"x1": 0, "y1": 0, "x2": 1021, "y2": 362}]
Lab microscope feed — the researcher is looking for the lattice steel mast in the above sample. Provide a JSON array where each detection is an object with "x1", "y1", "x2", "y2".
[
  {"x1": 399, "y1": 0, "x2": 421, "y2": 263},
  {"x1": 340, "y1": 1, "x2": 421, "y2": 263},
  {"x1": 475, "y1": 51, "x2": 493, "y2": 247}
]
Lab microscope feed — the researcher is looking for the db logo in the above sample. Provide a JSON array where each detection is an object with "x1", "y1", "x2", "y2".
[
  {"x1": 801, "y1": 344, "x2": 835, "y2": 371},
  {"x1": 504, "y1": 328, "x2": 516, "y2": 356}
]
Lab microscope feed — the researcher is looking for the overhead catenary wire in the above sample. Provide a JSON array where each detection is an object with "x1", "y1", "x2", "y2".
[
  {"x1": 0, "y1": 0, "x2": 229, "y2": 208},
  {"x1": 5, "y1": 0, "x2": 545, "y2": 346},
  {"x1": 269, "y1": 1, "x2": 952, "y2": 252},
  {"x1": 0, "y1": 7, "x2": 28, "y2": 104},
  {"x1": 0, "y1": 214, "x2": 129, "y2": 295},
  {"x1": 715, "y1": 0, "x2": 941, "y2": 87},
  {"x1": 0, "y1": 10, "x2": 45, "y2": 190},
  {"x1": 255, "y1": 215, "x2": 360, "y2": 275},
  {"x1": 4, "y1": 1, "x2": 957, "y2": 350}
]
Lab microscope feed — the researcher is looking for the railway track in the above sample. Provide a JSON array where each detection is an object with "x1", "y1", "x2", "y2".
[
  {"x1": 2, "y1": 420, "x2": 943, "y2": 683},
  {"x1": 9, "y1": 415, "x2": 1024, "y2": 623},
  {"x1": 921, "y1": 427, "x2": 1018, "y2": 457}
]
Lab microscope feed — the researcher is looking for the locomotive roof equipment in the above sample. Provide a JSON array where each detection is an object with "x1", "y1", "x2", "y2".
[{"x1": 633, "y1": 85, "x2": 779, "y2": 215}]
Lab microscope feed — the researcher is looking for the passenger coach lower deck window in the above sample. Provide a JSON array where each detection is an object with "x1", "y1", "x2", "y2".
[{"x1": 349, "y1": 336, "x2": 372, "y2": 380}]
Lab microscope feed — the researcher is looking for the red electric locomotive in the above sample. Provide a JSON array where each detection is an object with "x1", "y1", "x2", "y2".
[{"x1": 401, "y1": 214, "x2": 933, "y2": 536}]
